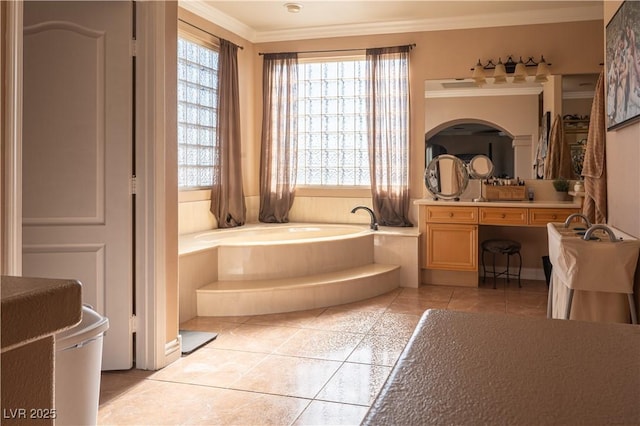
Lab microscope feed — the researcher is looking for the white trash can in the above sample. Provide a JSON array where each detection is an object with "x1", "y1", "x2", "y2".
[{"x1": 55, "y1": 305, "x2": 109, "y2": 426}]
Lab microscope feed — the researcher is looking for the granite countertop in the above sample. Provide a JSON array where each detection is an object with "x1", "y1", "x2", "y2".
[
  {"x1": 1, "y1": 276, "x2": 82, "y2": 351},
  {"x1": 363, "y1": 309, "x2": 640, "y2": 425},
  {"x1": 414, "y1": 198, "x2": 582, "y2": 208}
]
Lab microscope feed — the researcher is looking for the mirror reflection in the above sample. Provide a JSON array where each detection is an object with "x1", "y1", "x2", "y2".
[
  {"x1": 426, "y1": 124, "x2": 513, "y2": 178},
  {"x1": 424, "y1": 154, "x2": 469, "y2": 200},
  {"x1": 424, "y1": 73, "x2": 599, "y2": 180}
]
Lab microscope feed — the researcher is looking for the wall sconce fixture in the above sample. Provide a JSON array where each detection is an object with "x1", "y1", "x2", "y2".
[{"x1": 471, "y1": 55, "x2": 550, "y2": 85}]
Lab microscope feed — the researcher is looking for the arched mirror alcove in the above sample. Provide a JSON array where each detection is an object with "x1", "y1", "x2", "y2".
[{"x1": 425, "y1": 121, "x2": 515, "y2": 178}]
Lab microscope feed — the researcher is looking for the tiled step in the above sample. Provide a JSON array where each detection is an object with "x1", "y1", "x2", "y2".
[{"x1": 196, "y1": 263, "x2": 400, "y2": 316}]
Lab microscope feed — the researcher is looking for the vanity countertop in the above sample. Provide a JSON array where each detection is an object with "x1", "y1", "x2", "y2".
[{"x1": 414, "y1": 199, "x2": 582, "y2": 209}]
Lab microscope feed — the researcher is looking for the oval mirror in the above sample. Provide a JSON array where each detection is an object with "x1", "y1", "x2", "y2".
[
  {"x1": 424, "y1": 154, "x2": 469, "y2": 200},
  {"x1": 468, "y1": 155, "x2": 495, "y2": 179}
]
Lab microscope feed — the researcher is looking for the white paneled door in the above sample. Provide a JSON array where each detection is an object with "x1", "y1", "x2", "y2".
[{"x1": 22, "y1": 1, "x2": 134, "y2": 370}]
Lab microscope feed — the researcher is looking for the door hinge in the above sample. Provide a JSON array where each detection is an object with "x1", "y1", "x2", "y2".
[
  {"x1": 129, "y1": 315, "x2": 137, "y2": 333},
  {"x1": 130, "y1": 39, "x2": 137, "y2": 57},
  {"x1": 130, "y1": 175, "x2": 137, "y2": 195}
]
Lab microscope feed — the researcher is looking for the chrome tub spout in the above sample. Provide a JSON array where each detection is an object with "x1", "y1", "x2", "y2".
[
  {"x1": 563, "y1": 213, "x2": 592, "y2": 228},
  {"x1": 351, "y1": 206, "x2": 379, "y2": 230},
  {"x1": 583, "y1": 224, "x2": 619, "y2": 242}
]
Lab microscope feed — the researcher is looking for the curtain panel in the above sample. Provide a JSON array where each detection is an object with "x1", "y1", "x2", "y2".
[
  {"x1": 210, "y1": 39, "x2": 246, "y2": 227},
  {"x1": 259, "y1": 53, "x2": 299, "y2": 223},
  {"x1": 366, "y1": 46, "x2": 413, "y2": 227}
]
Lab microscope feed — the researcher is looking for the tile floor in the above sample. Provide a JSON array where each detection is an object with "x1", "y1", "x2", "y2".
[{"x1": 98, "y1": 279, "x2": 548, "y2": 425}]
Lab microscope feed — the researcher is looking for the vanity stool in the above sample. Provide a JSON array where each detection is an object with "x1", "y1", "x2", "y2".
[{"x1": 481, "y1": 239, "x2": 522, "y2": 289}]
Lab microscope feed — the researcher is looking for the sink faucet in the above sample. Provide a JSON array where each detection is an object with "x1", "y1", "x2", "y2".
[
  {"x1": 351, "y1": 206, "x2": 379, "y2": 230},
  {"x1": 583, "y1": 224, "x2": 619, "y2": 242},
  {"x1": 563, "y1": 213, "x2": 592, "y2": 228}
]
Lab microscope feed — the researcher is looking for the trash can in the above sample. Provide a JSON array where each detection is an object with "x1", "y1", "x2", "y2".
[
  {"x1": 542, "y1": 255, "x2": 553, "y2": 287},
  {"x1": 55, "y1": 305, "x2": 109, "y2": 426}
]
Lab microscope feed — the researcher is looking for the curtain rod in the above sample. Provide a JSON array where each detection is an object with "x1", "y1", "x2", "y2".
[
  {"x1": 258, "y1": 43, "x2": 415, "y2": 56},
  {"x1": 178, "y1": 19, "x2": 244, "y2": 50}
]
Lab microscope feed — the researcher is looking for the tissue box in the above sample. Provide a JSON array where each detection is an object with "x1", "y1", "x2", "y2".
[{"x1": 484, "y1": 185, "x2": 527, "y2": 201}]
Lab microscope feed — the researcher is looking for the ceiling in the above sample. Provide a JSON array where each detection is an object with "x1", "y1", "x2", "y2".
[{"x1": 179, "y1": 1, "x2": 604, "y2": 43}]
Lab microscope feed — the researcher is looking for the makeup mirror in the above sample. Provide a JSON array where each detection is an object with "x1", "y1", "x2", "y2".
[
  {"x1": 424, "y1": 154, "x2": 469, "y2": 200},
  {"x1": 468, "y1": 154, "x2": 495, "y2": 179}
]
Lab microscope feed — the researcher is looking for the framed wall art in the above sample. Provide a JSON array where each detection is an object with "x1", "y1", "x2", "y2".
[{"x1": 606, "y1": 0, "x2": 640, "y2": 130}]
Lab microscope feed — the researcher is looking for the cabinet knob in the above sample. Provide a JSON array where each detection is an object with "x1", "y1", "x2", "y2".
[
  {"x1": 552, "y1": 215, "x2": 557, "y2": 219},
  {"x1": 448, "y1": 212, "x2": 454, "y2": 218},
  {"x1": 501, "y1": 214, "x2": 506, "y2": 218}
]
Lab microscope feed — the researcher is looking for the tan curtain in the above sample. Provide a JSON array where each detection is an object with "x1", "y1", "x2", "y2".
[
  {"x1": 259, "y1": 53, "x2": 298, "y2": 223},
  {"x1": 366, "y1": 46, "x2": 413, "y2": 227},
  {"x1": 210, "y1": 39, "x2": 246, "y2": 228},
  {"x1": 582, "y1": 71, "x2": 607, "y2": 224},
  {"x1": 544, "y1": 114, "x2": 572, "y2": 180}
]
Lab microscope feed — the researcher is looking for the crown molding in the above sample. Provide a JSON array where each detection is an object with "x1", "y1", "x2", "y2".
[
  {"x1": 179, "y1": 1, "x2": 256, "y2": 42},
  {"x1": 179, "y1": 1, "x2": 603, "y2": 44}
]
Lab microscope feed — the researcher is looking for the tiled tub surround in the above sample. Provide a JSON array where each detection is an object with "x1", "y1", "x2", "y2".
[{"x1": 179, "y1": 223, "x2": 420, "y2": 321}]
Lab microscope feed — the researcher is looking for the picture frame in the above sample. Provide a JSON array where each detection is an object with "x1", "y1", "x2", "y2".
[{"x1": 606, "y1": 0, "x2": 640, "y2": 131}]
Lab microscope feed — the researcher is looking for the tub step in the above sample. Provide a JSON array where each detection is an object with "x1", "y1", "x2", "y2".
[{"x1": 196, "y1": 263, "x2": 400, "y2": 317}]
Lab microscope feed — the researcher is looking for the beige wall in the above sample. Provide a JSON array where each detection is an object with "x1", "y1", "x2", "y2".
[
  {"x1": 604, "y1": 1, "x2": 640, "y2": 239},
  {"x1": 177, "y1": 19, "x2": 604, "y2": 233}
]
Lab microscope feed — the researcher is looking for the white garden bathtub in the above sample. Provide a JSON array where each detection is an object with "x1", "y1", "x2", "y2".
[
  {"x1": 183, "y1": 223, "x2": 371, "y2": 251},
  {"x1": 178, "y1": 223, "x2": 420, "y2": 320}
]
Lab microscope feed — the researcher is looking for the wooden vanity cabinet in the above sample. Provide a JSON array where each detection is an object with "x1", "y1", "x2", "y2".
[
  {"x1": 423, "y1": 206, "x2": 478, "y2": 271},
  {"x1": 421, "y1": 204, "x2": 580, "y2": 273},
  {"x1": 529, "y1": 208, "x2": 580, "y2": 226}
]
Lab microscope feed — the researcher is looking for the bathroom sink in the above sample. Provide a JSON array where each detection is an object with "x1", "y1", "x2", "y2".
[{"x1": 547, "y1": 223, "x2": 640, "y2": 293}]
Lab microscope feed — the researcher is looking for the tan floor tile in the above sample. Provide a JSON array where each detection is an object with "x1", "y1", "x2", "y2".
[
  {"x1": 275, "y1": 329, "x2": 365, "y2": 361},
  {"x1": 206, "y1": 323, "x2": 300, "y2": 353},
  {"x1": 99, "y1": 380, "x2": 225, "y2": 425},
  {"x1": 99, "y1": 371, "x2": 151, "y2": 406},
  {"x1": 293, "y1": 400, "x2": 369, "y2": 426},
  {"x1": 149, "y1": 347, "x2": 268, "y2": 387},
  {"x1": 330, "y1": 288, "x2": 402, "y2": 312},
  {"x1": 399, "y1": 285, "x2": 455, "y2": 302},
  {"x1": 506, "y1": 291, "x2": 549, "y2": 317},
  {"x1": 368, "y1": 312, "x2": 421, "y2": 338},
  {"x1": 231, "y1": 354, "x2": 342, "y2": 399},
  {"x1": 100, "y1": 282, "x2": 550, "y2": 425},
  {"x1": 448, "y1": 288, "x2": 507, "y2": 314},
  {"x1": 179, "y1": 316, "x2": 246, "y2": 333},
  {"x1": 347, "y1": 333, "x2": 409, "y2": 366},
  {"x1": 386, "y1": 295, "x2": 449, "y2": 315},
  {"x1": 315, "y1": 362, "x2": 392, "y2": 405},
  {"x1": 245, "y1": 308, "x2": 327, "y2": 328},
  {"x1": 308, "y1": 308, "x2": 383, "y2": 333},
  {"x1": 506, "y1": 279, "x2": 549, "y2": 294},
  {"x1": 186, "y1": 389, "x2": 310, "y2": 426}
]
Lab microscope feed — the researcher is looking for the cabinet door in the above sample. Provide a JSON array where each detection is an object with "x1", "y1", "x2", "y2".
[
  {"x1": 529, "y1": 208, "x2": 580, "y2": 226},
  {"x1": 426, "y1": 224, "x2": 478, "y2": 271}
]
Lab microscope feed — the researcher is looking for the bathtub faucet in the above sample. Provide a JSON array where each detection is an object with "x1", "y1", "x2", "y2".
[{"x1": 351, "y1": 206, "x2": 379, "y2": 230}]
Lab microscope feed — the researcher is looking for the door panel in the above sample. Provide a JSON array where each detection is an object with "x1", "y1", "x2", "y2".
[{"x1": 22, "y1": 1, "x2": 133, "y2": 370}]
